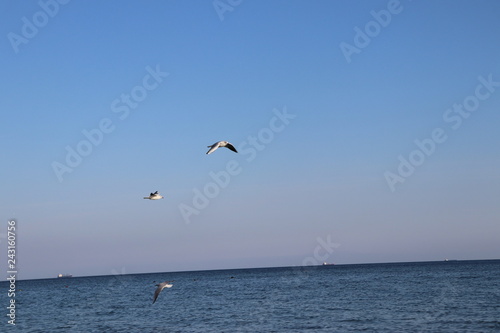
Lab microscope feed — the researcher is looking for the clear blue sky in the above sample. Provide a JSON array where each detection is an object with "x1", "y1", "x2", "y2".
[{"x1": 1, "y1": 0, "x2": 499, "y2": 279}]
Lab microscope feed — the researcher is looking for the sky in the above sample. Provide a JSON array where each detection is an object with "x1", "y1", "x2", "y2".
[{"x1": 1, "y1": 0, "x2": 499, "y2": 280}]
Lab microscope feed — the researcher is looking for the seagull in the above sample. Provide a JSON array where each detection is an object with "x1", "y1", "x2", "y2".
[
  {"x1": 143, "y1": 191, "x2": 164, "y2": 200},
  {"x1": 152, "y1": 281, "x2": 173, "y2": 304},
  {"x1": 206, "y1": 141, "x2": 238, "y2": 155}
]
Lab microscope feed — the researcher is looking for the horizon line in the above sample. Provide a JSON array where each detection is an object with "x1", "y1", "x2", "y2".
[{"x1": 8, "y1": 258, "x2": 500, "y2": 282}]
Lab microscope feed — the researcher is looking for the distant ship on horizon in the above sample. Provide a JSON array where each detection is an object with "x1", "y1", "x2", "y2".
[{"x1": 57, "y1": 273, "x2": 73, "y2": 278}]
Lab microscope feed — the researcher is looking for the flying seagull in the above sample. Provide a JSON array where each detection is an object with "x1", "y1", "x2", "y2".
[
  {"x1": 143, "y1": 191, "x2": 164, "y2": 200},
  {"x1": 152, "y1": 281, "x2": 173, "y2": 304},
  {"x1": 206, "y1": 141, "x2": 238, "y2": 155}
]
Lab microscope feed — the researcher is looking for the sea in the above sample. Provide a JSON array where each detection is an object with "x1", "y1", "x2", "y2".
[{"x1": 2, "y1": 260, "x2": 499, "y2": 332}]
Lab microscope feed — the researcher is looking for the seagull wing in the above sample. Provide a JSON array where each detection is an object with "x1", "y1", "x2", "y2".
[
  {"x1": 225, "y1": 143, "x2": 238, "y2": 153},
  {"x1": 206, "y1": 143, "x2": 220, "y2": 155},
  {"x1": 152, "y1": 285, "x2": 163, "y2": 304}
]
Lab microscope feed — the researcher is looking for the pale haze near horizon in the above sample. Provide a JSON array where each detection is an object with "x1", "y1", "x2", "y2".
[{"x1": 1, "y1": 0, "x2": 499, "y2": 280}]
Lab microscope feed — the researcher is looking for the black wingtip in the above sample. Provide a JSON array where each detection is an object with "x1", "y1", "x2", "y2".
[{"x1": 221, "y1": 142, "x2": 237, "y2": 153}]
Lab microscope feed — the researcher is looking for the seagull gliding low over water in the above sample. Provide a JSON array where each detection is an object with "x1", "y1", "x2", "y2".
[{"x1": 152, "y1": 281, "x2": 174, "y2": 304}]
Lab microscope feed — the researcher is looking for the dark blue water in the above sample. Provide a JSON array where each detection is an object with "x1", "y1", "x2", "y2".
[{"x1": 2, "y1": 260, "x2": 499, "y2": 332}]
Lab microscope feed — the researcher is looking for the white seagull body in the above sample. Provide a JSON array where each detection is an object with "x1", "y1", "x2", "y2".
[
  {"x1": 152, "y1": 281, "x2": 173, "y2": 304},
  {"x1": 143, "y1": 191, "x2": 164, "y2": 200},
  {"x1": 206, "y1": 141, "x2": 238, "y2": 155}
]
